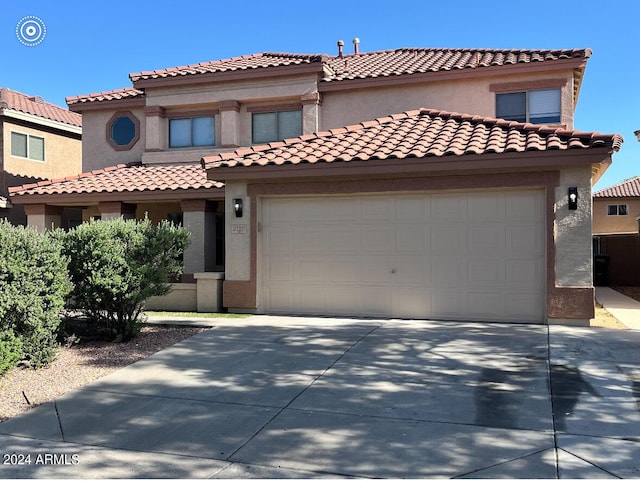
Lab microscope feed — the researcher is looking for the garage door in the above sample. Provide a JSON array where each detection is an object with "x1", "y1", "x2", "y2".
[{"x1": 260, "y1": 190, "x2": 545, "y2": 322}]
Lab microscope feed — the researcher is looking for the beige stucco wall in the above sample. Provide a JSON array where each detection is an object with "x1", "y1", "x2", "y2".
[
  {"x1": 2, "y1": 120, "x2": 81, "y2": 181},
  {"x1": 554, "y1": 167, "x2": 593, "y2": 287},
  {"x1": 593, "y1": 198, "x2": 640, "y2": 234},
  {"x1": 225, "y1": 181, "x2": 251, "y2": 281},
  {"x1": 81, "y1": 108, "x2": 145, "y2": 171},
  {"x1": 320, "y1": 70, "x2": 575, "y2": 131}
]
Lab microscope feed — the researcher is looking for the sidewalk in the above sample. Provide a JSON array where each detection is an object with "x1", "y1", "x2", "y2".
[{"x1": 595, "y1": 286, "x2": 640, "y2": 330}]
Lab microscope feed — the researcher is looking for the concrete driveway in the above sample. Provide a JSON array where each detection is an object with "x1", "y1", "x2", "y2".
[{"x1": 1, "y1": 316, "x2": 639, "y2": 478}]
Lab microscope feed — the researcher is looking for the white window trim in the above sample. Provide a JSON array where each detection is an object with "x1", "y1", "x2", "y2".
[{"x1": 10, "y1": 130, "x2": 46, "y2": 162}]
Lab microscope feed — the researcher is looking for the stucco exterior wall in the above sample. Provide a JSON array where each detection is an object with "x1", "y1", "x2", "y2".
[
  {"x1": 320, "y1": 70, "x2": 575, "y2": 131},
  {"x1": 2, "y1": 119, "x2": 81, "y2": 181},
  {"x1": 81, "y1": 108, "x2": 145, "y2": 171},
  {"x1": 554, "y1": 166, "x2": 593, "y2": 287},
  {"x1": 225, "y1": 181, "x2": 250, "y2": 281},
  {"x1": 593, "y1": 198, "x2": 640, "y2": 234}
]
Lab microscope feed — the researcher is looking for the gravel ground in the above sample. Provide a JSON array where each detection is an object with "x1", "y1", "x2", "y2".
[{"x1": 0, "y1": 325, "x2": 208, "y2": 422}]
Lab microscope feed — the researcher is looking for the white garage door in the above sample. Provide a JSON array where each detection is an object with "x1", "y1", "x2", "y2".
[{"x1": 260, "y1": 190, "x2": 545, "y2": 322}]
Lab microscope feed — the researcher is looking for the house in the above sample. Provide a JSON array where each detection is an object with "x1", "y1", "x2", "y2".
[
  {"x1": 8, "y1": 43, "x2": 622, "y2": 324},
  {"x1": 0, "y1": 88, "x2": 82, "y2": 226},
  {"x1": 593, "y1": 177, "x2": 640, "y2": 285}
]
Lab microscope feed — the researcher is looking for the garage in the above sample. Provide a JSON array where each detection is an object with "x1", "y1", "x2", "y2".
[{"x1": 260, "y1": 189, "x2": 546, "y2": 322}]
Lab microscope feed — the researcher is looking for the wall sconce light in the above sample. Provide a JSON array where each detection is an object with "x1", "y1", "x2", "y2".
[
  {"x1": 233, "y1": 198, "x2": 243, "y2": 218},
  {"x1": 568, "y1": 187, "x2": 578, "y2": 211}
]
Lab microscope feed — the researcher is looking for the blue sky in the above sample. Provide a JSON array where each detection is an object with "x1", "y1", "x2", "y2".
[{"x1": 3, "y1": 0, "x2": 638, "y2": 190}]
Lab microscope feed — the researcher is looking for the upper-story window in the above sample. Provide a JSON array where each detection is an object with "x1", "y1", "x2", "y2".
[
  {"x1": 496, "y1": 88, "x2": 561, "y2": 124},
  {"x1": 107, "y1": 112, "x2": 140, "y2": 151},
  {"x1": 169, "y1": 116, "x2": 215, "y2": 148},
  {"x1": 608, "y1": 204, "x2": 628, "y2": 216},
  {"x1": 252, "y1": 110, "x2": 302, "y2": 144},
  {"x1": 11, "y1": 131, "x2": 44, "y2": 161}
]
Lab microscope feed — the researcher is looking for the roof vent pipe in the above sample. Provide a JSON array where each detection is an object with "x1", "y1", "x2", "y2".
[
  {"x1": 337, "y1": 40, "x2": 344, "y2": 58},
  {"x1": 353, "y1": 37, "x2": 360, "y2": 55}
]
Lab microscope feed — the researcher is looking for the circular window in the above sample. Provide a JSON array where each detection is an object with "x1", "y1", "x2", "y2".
[{"x1": 107, "y1": 112, "x2": 140, "y2": 150}]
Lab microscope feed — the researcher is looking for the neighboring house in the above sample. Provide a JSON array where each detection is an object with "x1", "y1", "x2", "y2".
[
  {"x1": 593, "y1": 177, "x2": 640, "y2": 285},
  {"x1": 0, "y1": 88, "x2": 82, "y2": 226},
  {"x1": 8, "y1": 44, "x2": 622, "y2": 324}
]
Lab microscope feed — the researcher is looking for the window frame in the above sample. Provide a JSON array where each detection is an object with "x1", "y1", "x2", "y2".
[
  {"x1": 607, "y1": 204, "x2": 629, "y2": 216},
  {"x1": 251, "y1": 109, "x2": 302, "y2": 144},
  {"x1": 10, "y1": 130, "x2": 45, "y2": 161},
  {"x1": 495, "y1": 88, "x2": 561, "y2": 124},
  {"x1": 106, "y1": 111, "x2": 140, "y2": 151},
  {"x1": 168, "y1": 115, "x2": 216, "y2": 149}
]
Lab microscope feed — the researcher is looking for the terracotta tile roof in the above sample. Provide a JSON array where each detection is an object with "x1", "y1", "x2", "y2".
[
  {"x1": 9, "y1": 163, "x2": 222, "y2": 197},
  {"x1": 128, "y1": 47, "x2": 589, "y2": 84},
  {"x1": 323, "y1": 48, "x2": 591, "y2": 82},
  {"x1": 70, "y1": 47, "x2": 591, "y2": 105},
  {"x1": 129, "y1": 53, "x2": 326, "y2": 82},
  {"x1": 594, "y1": 176, "x2": 640, "y2": 198},
  {"x1": 66, "y1": 87, "x2": 144, "y2": 106},
  {"x1": 0, "y1": 88, "x2": 82, "y2": 127},
  {"x1": 202, "y1": 109, "x2": 622, "y2": 170}
]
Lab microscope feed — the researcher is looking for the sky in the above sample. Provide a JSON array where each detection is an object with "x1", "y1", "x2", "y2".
[{"x1": 2, "y1": 0, "x2": 638, "y2": 190}]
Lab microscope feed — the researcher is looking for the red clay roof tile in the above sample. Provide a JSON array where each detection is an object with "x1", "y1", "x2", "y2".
[
  {"x1": 9, "y1": 163, "x2": 222, "y2": 197},
  {"x1": 202, "y1": 108, "x2": 622, "y2": 170},
  {"x1": 0, "y1": 88, "x2": 82, "y2": 127},
  {"x1": 66, "y1": 87, "x2": 144, "y2": 106},
  {"x1": 594, "y1": 176, "x2": 640, "y2": 198},
  {"x1": 70, "y1": 47, "x2": 591, "y2": 104}
]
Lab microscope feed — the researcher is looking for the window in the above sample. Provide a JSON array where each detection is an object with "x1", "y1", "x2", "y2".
[
  {"x1": 496, "y1": 89, "x2": 561, "y2": 124},
  {"x1": 106, "y1": 112, "x2": 140, "y2": 151},
  {"x1": 169, "y1": 116, "x2": 215, "y2": 148},
  {"x1": 608, "y1": 204, "x2": 628, "y2": 216},
  {"x1": 252, "y1": 110, "x2": 302, "y2": 144},
  {"x1": 11, "y1": 131, "x2": 44, "y2": 161}
]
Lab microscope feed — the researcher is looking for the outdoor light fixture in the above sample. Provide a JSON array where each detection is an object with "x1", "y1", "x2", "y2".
[
  {"x1": 568, "y1": 187, "x2": 578, "y2": 211},
  {"x1": 233, "y1": 198, "x2": 243, "y2": 218}
]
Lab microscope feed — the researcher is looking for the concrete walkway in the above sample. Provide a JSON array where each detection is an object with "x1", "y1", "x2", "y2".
[
  {"x1": 1, "y1": 316, "x2": 639, "y2": 478},
  {"x1": 596, "y1": 286, "x2": 640, "y2": 330}
]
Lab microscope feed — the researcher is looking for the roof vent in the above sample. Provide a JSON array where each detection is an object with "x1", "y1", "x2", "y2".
[
  {"x1": 29, "y1": 96, "x2": 44, "y2": 104},
  {"x1": 353, "y1": 37, "x2": 360, "y2": 55},
  {"x1": 337, "y1": 40, "x2": 344, "y2": 58}
]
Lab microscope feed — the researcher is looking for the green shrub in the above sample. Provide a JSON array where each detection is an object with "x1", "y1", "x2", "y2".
[
  {"x1": 0, "y1": 220, "x2": 71, "y2": 370},
  {"x1": 0, "y1": 330, "x2": 23, "y2": 375},
  {"x1": 61, "y1": 218, "x2": 190, "y2": 341}
]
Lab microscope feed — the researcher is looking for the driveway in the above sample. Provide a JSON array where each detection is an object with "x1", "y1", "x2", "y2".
[{"x1": 1, "y1": 316, "x2": 639, "y2": 478}]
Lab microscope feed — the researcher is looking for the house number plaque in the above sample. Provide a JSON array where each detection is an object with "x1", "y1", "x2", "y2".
[{"x1": 231, "y1": 224, "x2": 248, "y2": 234}]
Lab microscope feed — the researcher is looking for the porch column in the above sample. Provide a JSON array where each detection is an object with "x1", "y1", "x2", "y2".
[
  {"x1": 98, "y1": 202, "x2": 137, "y2": 221},
  {"x1": 219, "y1": 100, "x2": 241, "y2": 147},
  {"x1": 23, "y1": 204, "x2": 63, "y2": 231},
  {"x1": 180, "y1": 200, "x2": 218, "y2": 280}
]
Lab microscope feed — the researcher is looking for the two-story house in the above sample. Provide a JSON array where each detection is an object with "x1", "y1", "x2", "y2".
[
  {"x1": 0, "y1": 88, "x2": 82, "y2": 226},
  {"x1": 8, "y1": 43, "x2": 621, "y2": 324},
  {"x1": 592, "y1": 177, "x2": 640, "y2": 285}
]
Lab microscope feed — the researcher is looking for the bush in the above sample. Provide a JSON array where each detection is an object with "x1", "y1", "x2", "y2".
[
  {"x1": 61, "y1": 218, "x2": 190, "y2": 341},
  {"x1": 0, "y1": 330, "x2": 23, "y2": 375},
  {"x1": 0, "y1": 220, "x2": 71, "y2": 370}
]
